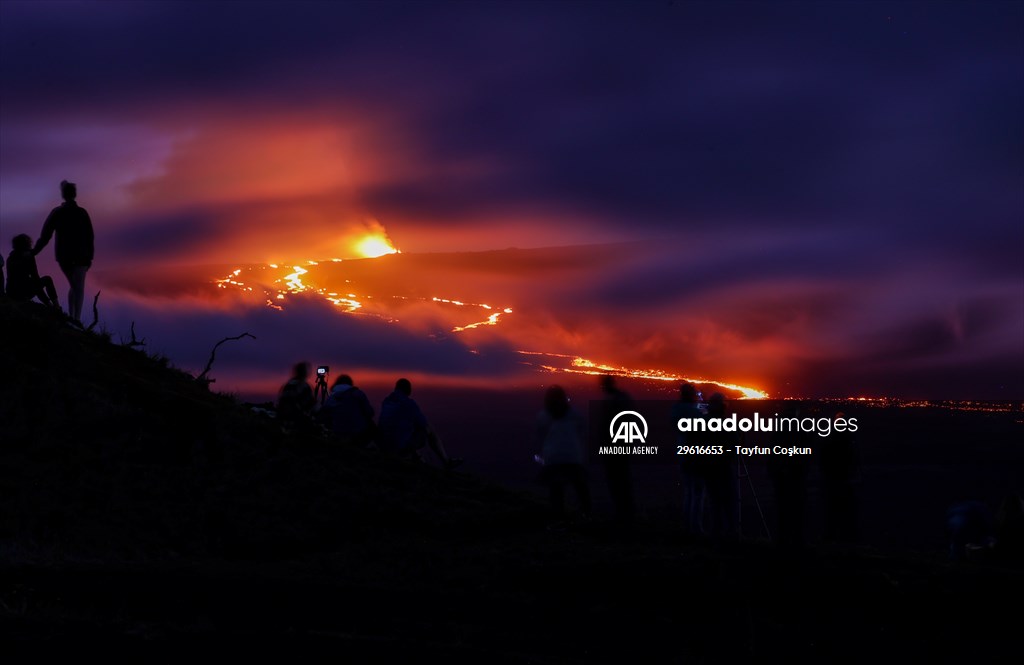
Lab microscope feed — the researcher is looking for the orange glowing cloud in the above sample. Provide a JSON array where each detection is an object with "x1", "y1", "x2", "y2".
[{"x1": 95, "y1": 109, "x2": 620, "y2": 267}]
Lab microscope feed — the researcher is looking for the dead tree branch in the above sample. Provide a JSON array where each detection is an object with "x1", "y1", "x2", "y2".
[{"x1": 196, "y1": 332, "x2": 255, "y2": 388}]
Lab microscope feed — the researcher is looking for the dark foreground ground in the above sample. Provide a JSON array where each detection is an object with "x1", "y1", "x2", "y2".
[
  {"x1": 1, "y1": 299, "x2": 1022, "y2": 662},
  {"x1": 4, "y1": 532, "x2": 1022, "y2": 662}
]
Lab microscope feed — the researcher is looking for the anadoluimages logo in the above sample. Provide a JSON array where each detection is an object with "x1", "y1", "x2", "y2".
[{"x1": 609, "y1": 410, "x2": 648, "y2": 444}]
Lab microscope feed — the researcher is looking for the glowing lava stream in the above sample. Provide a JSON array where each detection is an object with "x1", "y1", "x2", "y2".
[
  {"x1": 516, "y1": 351, "x2": 769, "y2": 399},
  {"x1": 434, "y1": 298, "x2": 514, "y2": 332},
  {"x1": 215, "y1": 264, "x2": 513, "y2": 326}
]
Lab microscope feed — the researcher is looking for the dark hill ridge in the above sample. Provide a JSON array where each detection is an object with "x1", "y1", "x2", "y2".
[{"x1": 1, "y1": 298, "x2": 1022, "y2": 659}]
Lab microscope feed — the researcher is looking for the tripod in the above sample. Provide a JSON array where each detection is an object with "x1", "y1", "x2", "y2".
[{"x1": 314, "y1": 372, "x2": 329, "y2": 406}]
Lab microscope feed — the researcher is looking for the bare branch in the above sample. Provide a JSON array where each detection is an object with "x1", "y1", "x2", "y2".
[
  {"x1": 85, "y1": 291, "x2": 101, "y2": 332},
  {"x1": 122, "y1": 321, "x2": 146, "y2": 348},
  {"x1": 196, "y1": 332, "x2": 256, "y2": 388}
]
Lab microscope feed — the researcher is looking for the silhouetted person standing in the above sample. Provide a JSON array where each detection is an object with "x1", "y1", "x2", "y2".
[
  {"x1": 703, "y1": 393, "x2": 738, "y2": 540},
  {"x1": 277, "y1": 362, "x2": 315, "y2": 426},
  {"x1": 7, "y1": 234, "x2": 60, "y2": 308},
  {"x1": 599, "y1": 375, "x2": 636, "y2": 527},
  {"x1": 768, "y1": 404, "x2": 812, "y2": 551},
  {"x1": 0, "y1": 252, "x2": 5, "y2": 296},
  {"x1": 33, "y1": 180, "x2": 94, "y2": 322},
  {"x1": 673, "y1": 383, "x2": 706, "y2": 535},
  {"x1": 378, "y1": 378, "x2": 461, "y2": 469},
  {"x1": 319, "y1": 374, "x2": 375, "y2": 446},
  {"x1": 818, "y1": 411, "x2": 859, "y2": 543},
  {"x1": 537, "y1": 385, "x2": 591, "y2": 523}
]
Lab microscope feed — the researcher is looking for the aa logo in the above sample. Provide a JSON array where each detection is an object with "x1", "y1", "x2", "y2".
[{"x1": 609, "y1": 411, "x2": 648, "y2": 444}]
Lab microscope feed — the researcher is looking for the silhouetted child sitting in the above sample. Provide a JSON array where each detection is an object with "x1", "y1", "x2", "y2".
[{"x1": 7, "y1": 234, "x2": 60, "y2": 308}]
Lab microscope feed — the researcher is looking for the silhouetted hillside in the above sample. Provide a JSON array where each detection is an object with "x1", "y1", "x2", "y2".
[
  {"x1": 2, "y1": 299, "x2": 1022, "y2": 661},
  {"x1": 0, "y1": 298, "x2": 539, "y2": 560}
]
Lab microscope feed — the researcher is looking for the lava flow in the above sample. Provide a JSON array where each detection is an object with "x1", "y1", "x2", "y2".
[
  {"x1": 517, "y1": 351, "x2": 769, "y2": 399},
  {"x1": 211, "y1": 231, "x2": 766, "y2": 398}
]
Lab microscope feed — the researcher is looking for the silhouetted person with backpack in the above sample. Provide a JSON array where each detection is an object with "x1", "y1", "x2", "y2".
[
  {"x1": 33, "y1": 180, "x2": 94, "y2": 322},
  {"x1": 599, "y1": 375, "x2": 636, "y2": 528},
  {"x1": 7, "y1": 234, "x2": 60, "y2": 308},
  {"x1": 319, "y1": 374, "x2": 376, "y2": 446},
  {"x1": 537, "y1": 385, "x2": 591, "y2": 524},
  {"x1": 277, "y1": 362, "x2": 315, "y2": 427},
  {"x1": 378, "y1": 378, "x2": 461, "y2": 469}
]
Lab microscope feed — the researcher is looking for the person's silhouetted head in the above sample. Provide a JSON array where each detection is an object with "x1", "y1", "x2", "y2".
[
  {"x1": 12, "y1": 234, "x2": 32, "y2": 252},
  {"x1": 707, "y1": 392, "x2": 726, "y2": 417},
  {"x1": 291, "y1": 362, "x2": 310, "y2": 381},
  {"x1": 333, "y1": 374, "x2": 354, "y2": 387},
  {"x1": 395, "y1": 378, "x2": 412, "y2": 396},
  {"x1": 679, "y1": 383, "x2": 698, "y2": 403},
  {"x1": 60, "y1": 180, "x2": 76, "y2": 202},
  {"x1": 544, "y1": 385, "x2": 570, "y2": 419},
  {"x1": 600, "y1": 374, "x2": 617, "y2": 392}
]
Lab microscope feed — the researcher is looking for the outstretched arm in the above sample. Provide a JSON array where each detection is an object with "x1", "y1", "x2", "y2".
[{"x1": 33, "y1": 211, "x2": 56, "y2": 256}]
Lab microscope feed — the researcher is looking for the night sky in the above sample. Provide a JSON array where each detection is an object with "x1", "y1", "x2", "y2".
[{"x1": 1, "y1": 1, "x2": 1021, "y2": 399}]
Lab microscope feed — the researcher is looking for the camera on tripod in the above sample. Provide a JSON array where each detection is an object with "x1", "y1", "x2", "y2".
[{"x1": 314, "y1": 365, "x2": 330, "y2": 404}]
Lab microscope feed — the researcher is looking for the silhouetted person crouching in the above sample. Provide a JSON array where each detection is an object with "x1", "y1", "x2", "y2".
[
  {"x1": 319, "y1": 374, "x2": 375, "y2": 446},
  {"x1": 378, "y1": 378, "x2": 461, "y2": 469},
  {"x1": 7, "y1": 234, "x2": 60, "y2": 308},
  {"x1": 537, "y1": 385, "x2": 591, "y2": 523},
  {"x1": 33, "y1": 180, "x2": 94, "y2": 322}
]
